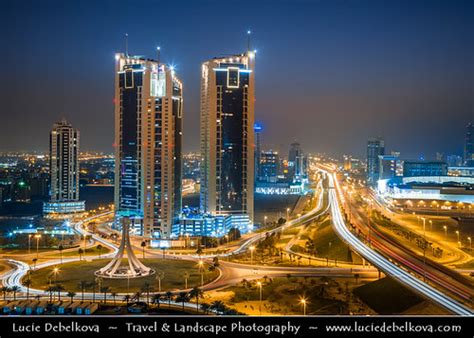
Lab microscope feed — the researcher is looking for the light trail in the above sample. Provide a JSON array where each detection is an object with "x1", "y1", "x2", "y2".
[{"x1": 324, "y1": 170, "x2": 473, "y2": 316}]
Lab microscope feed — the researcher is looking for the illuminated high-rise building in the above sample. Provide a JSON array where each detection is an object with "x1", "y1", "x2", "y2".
[
  {"x1": 367, "y1": 137, "x2": 385, "y2": 185},
  {"x1": 43, "y1": 119, "x2": 85, "y2": 214},
  {"x1": 199, "y1": 50, "x2": 255, "y2": 225},
  {"x1": 114, "y1": 52, "x2": 183, "y2": 239},
  {"x1": 464, "y1": 122, "x2": 474, "y2": 167}
]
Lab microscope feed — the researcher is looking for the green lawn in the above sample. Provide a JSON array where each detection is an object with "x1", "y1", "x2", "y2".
[
  {"x1": 26, "y1": 258, "x2": 219, "y2": 293},
  {"x1": 353, "y1": 277, "x2": 424, "y2": 314},
  {"x1": 310, "y1": 219, "x2": 354, "y2": 262}
]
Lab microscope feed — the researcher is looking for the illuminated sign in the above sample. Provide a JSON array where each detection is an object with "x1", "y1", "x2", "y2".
[{"x1": 151, "y1": 69, "x2": 166, "y2": 97}]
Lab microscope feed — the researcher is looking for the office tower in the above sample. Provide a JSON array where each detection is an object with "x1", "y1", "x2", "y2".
[
  {"x1": 259, "y1": 151, "x2": 280, "y2": 182},
  {"x1": 464, "y1": 123, "x2": 474, "y2": 167},
  {"x1": 403, "y1": 160, "x2": 448, "y2": 177},
  {"x1": 288, "y1": 142, "x2": 307, "y2": 181},
  {"x1": 43, "y1": 119, "x2": 85, "y2": 214},
  {"x1": 199, "y1": 50, "x2": 255, "y2": 224},
  {"x1": 378, "y1": 154, "x2": 399, "y2": 180},
  {"x1": 114, "y1": 53, "x2": 183, "y2": 239},
  {"x1": 366, "y1": 137, "x2": 385, "y2": 185},
  {"x1": 254, "y1": 122, "x2": 262, "y2": 183},
  {"x1": 446, "y1": 154, "x2": 463, "y2": 167}
]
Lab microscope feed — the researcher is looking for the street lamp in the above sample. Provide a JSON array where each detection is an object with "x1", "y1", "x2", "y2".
[
  {"x1": 468, "y1": 237, "x2": 472, "y2": 252},
  {"x1": 300, "y1": 298, "x2": 307, "y2": 316},
  {"x1": 286, "y1": 208, "x2": 290, "y2": 220},
  {"x1": 127, "y1": 269, "x2": 131, "y2": 293},
  {"x1": 257, "y1": 281, "x2": 263, "y2": 315},
  {"x1": 249, "y1": 246, "x2": 255, "y2": 265},
  {"x1": 34, "y1": 234, "x2": 41, "y2": 259},
  {"x1": 53, "y1": 267, "x2": 60, "y2": 283},
  {"x1": 456, "y1": 230, "x2": 460, "y2": 242},
  {"x1": 198, "y1": 260, "x2": 204, "y2": 287},
  {"x1": 443, "y1": 225, "x2": 447, "y2": 239},
  {"x1": 264, "y1": 215, "x2": 268, "y2": 226},
  {"x1": 28, "y1": 234, "x2": 32, "y2": 255},
  {"x1": 421, "y1": 217, "x2": 427, "y2": 282}
]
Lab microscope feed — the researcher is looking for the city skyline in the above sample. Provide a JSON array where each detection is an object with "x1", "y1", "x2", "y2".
[{"x1": 1, "y1": 0, "x2": 472, "y2": 159}]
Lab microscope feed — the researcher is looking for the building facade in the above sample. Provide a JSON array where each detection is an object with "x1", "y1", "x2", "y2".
[
  {"x1": 199, "y1": 51, "x2": 255, "y2": 224},
  {"x1": 464, "y1": 122, "x2": 474, "y2": 167},
  {"x1": 367, "y1": 137, "x2": 385, "y2": 185},
  {"x1": 288, "y1": 142, "x2": 307, "y2": 182},
  {"x1": 44, "y1": 119, "x2": 84, "y2": 214},
  {"x1": 114, "y1": 53, "x2": 183, "y2": 239},
  {"x1": 403, "y1": 160, "x2": 448, "y2": 177}
]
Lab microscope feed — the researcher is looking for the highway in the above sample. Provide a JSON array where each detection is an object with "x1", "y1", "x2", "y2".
[{"x1": 323, "y1": 169, "x2": 473, "y2": 316}]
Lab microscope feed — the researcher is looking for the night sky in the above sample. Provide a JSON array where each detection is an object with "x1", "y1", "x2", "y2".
[{"x1": 1, "y1": 0, "x2": 472, "y2": 159}]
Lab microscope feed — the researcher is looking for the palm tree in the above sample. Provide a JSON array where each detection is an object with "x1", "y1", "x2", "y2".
[
  {"x1": 90, "y1": 280, "x2": 97, "y2": 302},
  {"x1": 46, "y1": 286, "x2": 55, "y2": 303},
  {"x1": 175, "y1": 291, "x2": 190, "y2": 311},
  {"x1": 55, "y1": 284, "x2": 64, "y2": 301},
  {"x1": 210, "y1": 300, "x2": 226, "y2": 314},
  {"x1": 96, "y1": 244, "x2": 103, "y2": 258},
  {"x1": 165, "y1": 291, "x2": 173, "y2": 308},
  {"x1": 67, "y1": 291, "x2": 76, "y2": 302},
  {"x1": 141, "y1": 282, "x2": 152, "y2": 304},
  {"x1": 78, "y1": 248, "x2": 84, "y2": 260},
  {"x1": 188, "y1": 287, "x2": 203, "y2": 313},
  {"x1": 100, "y1": 286, "x2": 111, "y2": 303},
  {"x1": 354, "y1": 273, "x2": 360, "y2": 285},
  {"x1": 78, "y1": 280, "x2": 88, "y2": 301},
  {"x1": 111, "y1": 292, "x2": 117, "y2": 305},
  {"x1": 141, "y1": 241, "x2": 146, "y2": 259},
  {"x1": 123, "y1": 294, "x2": 131, "y2": 306},
  {"x1": 152, "y1": 294, "x2": 161, "y2": 308},
  {"x1": 24, "y1": 278, "x2": 32, "y2": 300},
  {"x1": 10, "y1": 286, "x2": 20, "y2": 301},
  {"x1": 200, "y1": 303, "x2": 210, "y2": 314},
  {"x1": 1, "y1": 286, "x2": 10, "y2": 301},
  {"x1": 133, "y1": 291, "x2": 142, "y2": 303}
]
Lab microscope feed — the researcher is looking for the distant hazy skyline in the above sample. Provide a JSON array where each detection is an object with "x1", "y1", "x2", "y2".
[{"x1": 1, "y1": 0, "x2": 472, "y2": 159}]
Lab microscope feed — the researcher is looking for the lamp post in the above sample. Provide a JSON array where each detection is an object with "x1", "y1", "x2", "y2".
[
  {"x1": 35, "y1": 234, "x2": 41, "y2": 259},
  {"x1": 28, "y1": 234, "x2": 32, "y2": 255},
  {"x1": 421, "y1": 217, "x2": 427, "y2": 282},
  {"x1": 257, "y1": 281, "x2": 263, "y2": 315},
  {"x1": 286, "y1": 208, "x2": 290, "y2": 220},
  {"x1": 53, "y1": 267, "x2": 59, "y2": 283},
  {"x1": 456, "y1": 230, "x2": 460, "y2": 242},
  {"x1": 249, "y1": 246, "x2": 255, "y2": 265},
  {"x1": 184, "y1": 272, "x2": 189, "y2": 289},
  {"x1": 300, "y1": 298, "x2": 307, "y2": 316},
  {"x1": 264, "y1": 215, "x2": 268, "y2": 226},
  {"x1": 127, "y1": 269, "x2": 131, "y2": 294},
  {"x1": 443, "y1": 225, "x2": 447, "y2": 239},
  {"x1": 198, "y1": 260, "x2": 204, "y2": 287},
  {"x1": 468, "y1": 237, "x2": 472, "y2": 252}
]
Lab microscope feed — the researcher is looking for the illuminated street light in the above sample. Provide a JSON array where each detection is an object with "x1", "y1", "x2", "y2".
[
  {"x1": 456, "y1": 230, "x2": 460, "y2": 242},
  {"x1": 443, "y1": 225, "x2": 448, "y2": 239},
  {"x1": 257, "y1": 281, "x2": 263, "y2": 315},
  {"x1": 249, "y1": 246, "x2": 255, "y2": 265},
  {"x1": 468, "y1": 237, "x2": 472, "y2": 252},
  {"x1": 300, "y1": 298, "x2": 307, "y2": 316},
  {"x1": 34, "y1": 234, "x2": 42, "y2": 259},
  {"x1": 198, "y1": 260, "x2": 204, "y2": 287}
]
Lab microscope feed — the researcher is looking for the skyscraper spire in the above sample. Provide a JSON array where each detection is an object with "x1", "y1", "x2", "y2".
[
  {"x1": 125, "y1": 33, "x2": 129, "y2": 56},
  {"x1": 247, "y1": 30, "x2": 251, "y2": 51}
]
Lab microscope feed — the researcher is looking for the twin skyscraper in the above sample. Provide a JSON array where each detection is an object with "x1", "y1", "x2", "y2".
[{"x1": 114, "y1": 48, "x2": 256, "y2": 240}]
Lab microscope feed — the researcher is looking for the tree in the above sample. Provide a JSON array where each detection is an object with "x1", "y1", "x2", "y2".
[
  {"x1": 32, "y1": 258, "x2": 38, "y2": 270},
  {"x1": 141, "y1": 282, "x2": 152, "y2": 304},
  {"x1": 141, "y1": 241, "x2": 146, "y2": 259},
  {"x1": 55, "y1": 284, "x2": 64, "y2": 301},
  {"x1": 1, "y1": 286, "x2": 10, "y2": 301},
  {"x1": 210, "y1": 300, "x2": 226, "y2": 313},
  {"x1": 96, "y1": 244, "x2": 103, "y2": 259},
  {"x1": 100, "y1": 286, "x2": 111, "y2": 303},
  {"x1": 78, "y1": 280, "x2": 88, "y2": 301},
  {"x1": 165, "y1": 291, "x2": 173, "y2": 308},
  {"x1": 188, "y1": 287, "x2": 203, "y2": 313},
  {"x1": 10, "y1": 286, "x2": 20, "y2": 301},
  {"x1": 24, "y1": 278, "x2": 32, "y2": 300},
  {"x1": 111, "y1": 292, "x2": 117, "y2": 305},
  {"x1": 152, "y1": 294, "x2": 161, "y2": 308},
  {"x1": 212, "y1": 256, "x2": 220, "y2": 267},
  {"x1": 46, "y1": 286, "x2": 55, "y2": 303},
  {"x1": 200, "y1": 303, "x2": 210, "y2": 314},
  {"x1": 78, "y1": 248, "x2": 84, "y2": 261},
  {"x1": 123, "y1": 294, "x2": 131, "y2": 306},
  {"x1": 67, "y1": 291, "x2": 76, "y2": 303},
  {"x1": 175, "y1": 291, "x2": 190, "y2": 311}
]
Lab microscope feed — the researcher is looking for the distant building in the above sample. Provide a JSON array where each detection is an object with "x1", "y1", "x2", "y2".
[
  {"x1": 403, "y1": 160, "x2": 448, "y2": 177},
  {"x1": 258, "y1": 151, "x2": 280, "y2": 182},
  {"x1": 367, "y1": 137, "x2": 385, "y2": 185},
  {"x1": 114, "y1": 53, "x2": 183, "y2": 238},
  {"x1": 254, "y1": 123, "x2": 262, "y2": 184},
  {"x1": 199, "y1": 50, "x2": 255, "y2": 226},
  {"x1": 464, "y1": 123, "x2": 474, "y2": 166},
  {"x1": 172, "y1": 213, "x2": 250, "y2": 238},
  {"x1": 447, "y1": 154, "x2": 463, "y2": 167},
  {"x1": 43, "y1": 119, "x2": 85, "y2": 214},
  {"x1": 448, "y1": 166, "x2": 474, "y2": 177},
  {"x1": 288, "y1": 142, "x2": 307, "y2": 182},
  {"x1": 378, "y1": 154, "x2": 399, "y2": 180}
]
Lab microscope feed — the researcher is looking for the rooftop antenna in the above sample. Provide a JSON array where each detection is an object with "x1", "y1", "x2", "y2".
[
  {"x1": 156, "y1": 46, "x2": 161, "y2": 64},
  {"x1": 247, "y1": 30, "x2": 251, "y2": 51},
  {"x1": 125, "y1": 33, "x2": 129, "y2": 57}
]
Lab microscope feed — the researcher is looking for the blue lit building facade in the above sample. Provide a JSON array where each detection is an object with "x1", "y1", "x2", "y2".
[
  {"x1": 367, "y1": 137, "x2": 385, "y2": 186},
  {"x1": 199, "y1": 51, "x2": 255, "y2": 230},
  {"x1": 403, "y1": 160, "x2": 448, "y2": 177},
  {"x1": 114, "y1": 53, "x2": 183, "y2": 238}
]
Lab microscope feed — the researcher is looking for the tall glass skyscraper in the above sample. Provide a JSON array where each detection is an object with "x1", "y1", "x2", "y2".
[
  {"x1": 114, "y1": 53, "x2": 183, "y2": 239},
  {"x1": 367, "y1": 137, "x2": 385, "y2": 185},
  {"x1": 199, "y1": 51, "x2": 255, "y2": 223},
  {"x1": 43, "y1": 119, "x2": 85, "y2": 214},
  {"x1": 464, "y1": 122, "x2": 473, "y2": 167}
]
